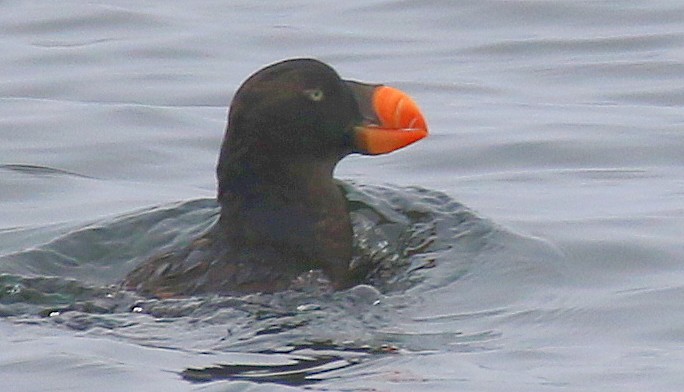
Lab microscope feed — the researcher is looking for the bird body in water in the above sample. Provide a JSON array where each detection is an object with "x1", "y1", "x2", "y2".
[{"x1": 123, "y1": 58, "x2": 428, "y2": 297}]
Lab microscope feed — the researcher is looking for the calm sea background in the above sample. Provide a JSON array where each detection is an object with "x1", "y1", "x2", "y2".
[{"x1": 1, "y1": 1, "x2": 683, "y2": 391}]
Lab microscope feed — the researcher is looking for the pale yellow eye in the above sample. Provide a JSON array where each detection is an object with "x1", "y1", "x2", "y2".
[{"x1": 305, "y1": 89, "x2": 324, "y2": 102}]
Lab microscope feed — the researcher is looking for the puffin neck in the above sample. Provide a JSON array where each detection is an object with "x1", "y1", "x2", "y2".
[
  {"x1": 217, "y1": 151, "x2": 341, "y2": 206},
  {"x1": 214, "y1": 147, "x2": 354, "y2": 288}
]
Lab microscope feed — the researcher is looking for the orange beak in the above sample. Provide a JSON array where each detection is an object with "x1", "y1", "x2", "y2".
[{"x1": 348, "y1": 82, "x2": 428, "y2": 155}]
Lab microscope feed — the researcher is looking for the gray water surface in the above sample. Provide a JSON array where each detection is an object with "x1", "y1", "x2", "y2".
[{"x1": 2, "y1": 1, "x2": 684, "y2": 391}]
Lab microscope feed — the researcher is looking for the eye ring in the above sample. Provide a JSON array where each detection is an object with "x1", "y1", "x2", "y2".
[{"x1": 305, "y1": 89, "x2": 325, "y2": 102}]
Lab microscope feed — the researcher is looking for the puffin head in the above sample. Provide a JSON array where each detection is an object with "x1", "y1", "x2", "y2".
[{"x1": 217, "y1": 58, "x2": 428, "y2": 197}]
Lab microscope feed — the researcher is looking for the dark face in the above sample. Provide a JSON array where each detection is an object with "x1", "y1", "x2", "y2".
[{"x1": 224, "y1": 59, "x2": 361, "y2": 161}]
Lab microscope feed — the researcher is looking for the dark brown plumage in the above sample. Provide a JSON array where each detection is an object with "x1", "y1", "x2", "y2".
[{"x1": 123, "y1": 59, "x2": 427, "y2": 297}]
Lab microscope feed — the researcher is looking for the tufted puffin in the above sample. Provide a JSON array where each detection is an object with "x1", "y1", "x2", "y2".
[{"x1": 123, "y1": 58, "x2": 427, "y2": 297}]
